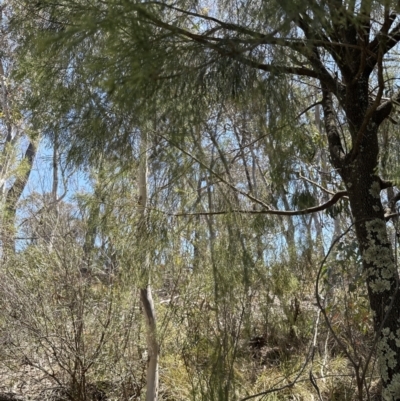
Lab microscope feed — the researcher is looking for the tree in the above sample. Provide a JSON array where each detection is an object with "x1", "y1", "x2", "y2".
[
  {"x1": 0, "y1": 2, "x2": 37, "y2": 256},
  {"x1": 138, "y1": 130, "x2": 160, "y2": 401},
  {"x1": 11, "y1": 0, "x2": 400, "y2": 399}
]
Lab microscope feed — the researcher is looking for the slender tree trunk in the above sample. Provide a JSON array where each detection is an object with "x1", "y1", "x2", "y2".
[
  {"x1": 1, "y1": 141, "x2": 36, "y2": 256},
  {"x1": 0, "y1": 19, "x2": 37, "y2": 257},
  {"x1": 138, "y1": 130, "x2": 159, "y2": 401},
  {"x1": 47, "y1": 136, "x2": 60, "y2": 251},
  {"x1": 140, "y1": 286, "x2": 159, "y2": 401},
  {"x1": 192, "y1": 177, "x2": 203, "y2": 272}
]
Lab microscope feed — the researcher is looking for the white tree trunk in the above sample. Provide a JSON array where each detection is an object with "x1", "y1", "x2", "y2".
[
  {"x1": 138, "y1": 130, "x2": 159, "y2": 401},
  {"x1": 140, "y1": 285, "x2": 159, "y2": 401}
]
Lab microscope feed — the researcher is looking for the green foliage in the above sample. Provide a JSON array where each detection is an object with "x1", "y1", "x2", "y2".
[{"x1": 4, "y1": 0, "x2": 400, "y2": 399}]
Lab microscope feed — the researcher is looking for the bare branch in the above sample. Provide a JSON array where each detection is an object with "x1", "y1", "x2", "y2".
[
  {"x1": 385, "y1": 212, "x2": 400, "y2": 221},
  {"x1": 315, "y1": 223, "x2": 359, "y2": 367},
  {"x1": 168, "y1": 190, "x2": 348, "y2": 217}
]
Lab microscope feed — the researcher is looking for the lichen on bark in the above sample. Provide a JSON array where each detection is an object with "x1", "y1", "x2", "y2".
[{"x1": 362, "y1": 219, "x2": 395, "y2": 294}]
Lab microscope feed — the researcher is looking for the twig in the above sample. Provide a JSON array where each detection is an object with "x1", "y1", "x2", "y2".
[
  {"x1": 239, "y1": 304, "x2": 323, "y2": 401},
  {"x1": 298, "y1": 174, "x2": 335, "y2": 195},
  {"x1": 315, "y1": 222, "x2": 359, "y2": 367}
]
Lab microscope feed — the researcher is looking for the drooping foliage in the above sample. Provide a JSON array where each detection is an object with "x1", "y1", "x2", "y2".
[{"x1": 5, "y1": 0, "x2": 400, "y2": 400}]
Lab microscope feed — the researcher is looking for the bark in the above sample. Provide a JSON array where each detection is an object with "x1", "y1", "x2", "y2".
[
  {"x1": 1, "y1": 141, "x2": 36, "y2": 255},
  {"x1": 322, "y1": 80, "x2": 400, "y2": 400},
  {"x1": 138, "y1": 130, "x2": 159, "y2": 401},
  {"x1": 140, "y1": 285, "x2": 159, "y2": 401},
  {"x1": 344, "y1": 158, "x2": 400, "y2": 401},
  {"x1": 0, "y1": 18, "x2": 37, "y2": 256},
  {"x1": 46, "y1": 138, "x2": 60, "y2": 251}
]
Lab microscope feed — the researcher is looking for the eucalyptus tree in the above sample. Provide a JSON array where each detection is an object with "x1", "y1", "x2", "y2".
[{"x1": 11, "y1": 0, "x2": 400, "y2": 399}]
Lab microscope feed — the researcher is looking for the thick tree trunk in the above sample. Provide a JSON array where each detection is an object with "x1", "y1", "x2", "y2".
[
  {"x1": 323, "y1": 80, "x2": 400, "y2": 399},
  {"x1": 345, "y1": 164, "x2": 400, "y2": 401}
]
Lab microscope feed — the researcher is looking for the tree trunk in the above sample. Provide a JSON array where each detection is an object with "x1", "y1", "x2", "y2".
[
  {"x1": 138, "y1": 130, "x2": 159, "y2": 401},
  {"x1": 140, "y1": 286, "x2": 159, "y2": 401},
  {"x1": 345, "y1": 163, "x2": 400, "y2": 401},
  {"x1": 1, "y1": 141, "x2": 36, "y2": 256},
  {"x1": 323, "y1": 81, "x2": 400, "y2": 399}
]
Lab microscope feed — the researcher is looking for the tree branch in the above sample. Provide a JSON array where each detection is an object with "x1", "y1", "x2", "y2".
[
  {"x1": 295, "y1": 15, "x2": 344, "y2": 96},
  {"x1": 298, "y1": 174, "x2": 335, "y2": 195},
  {"x1": 350, "y1": 42, "x2": 384, "y2": 161},
  {"x1": 169, "y1": 190, "x2": 348, "y2": 217},
  {"x1": 360, "y1": 0, "x2": 372, "y2": 45},
  {"x1": 374, "y1": 89, "x2": 400, "y2": 125},
  {"x1": 5, "y1": 141, "x2": 36, "y2": 213},
  {"x1": 381, "y1": 20, "x2": 400, "y2": 53},
  {"x1": 155, "y1": 134, "x2": 348, "y2": 218},
  {"x1": 135, "y1": 6, "x2": 341, "y2": 85},
  {"x1": 367, "y1": 13, "x2": 399, "y2": 74},
  {"x1": 157, "y1": 134, "x2": 271, "y2": 210},
  {"x1": 147, "y1": 1, "x2": 284, "y2": 40},
  {"x1": 321, "y1": 88, "x2": 346, "y2": 168}
]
